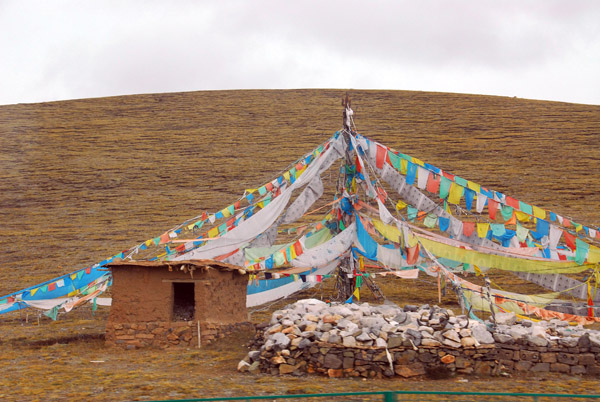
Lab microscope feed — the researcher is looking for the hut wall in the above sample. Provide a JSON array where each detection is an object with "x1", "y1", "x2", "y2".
[{"x1": 106, "y1": 265, "x2": 251, "y2": 349}]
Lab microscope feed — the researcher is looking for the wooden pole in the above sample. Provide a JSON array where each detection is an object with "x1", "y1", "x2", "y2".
[{"x1": 197, "y1": 320, "x2": 202, "y2": 348}]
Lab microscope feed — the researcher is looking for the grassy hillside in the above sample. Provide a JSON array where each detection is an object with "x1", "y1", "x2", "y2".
[
  {"x1": 0, "y1": 89, "x2": 598, "y2": 400},
  {"x1": 0, "y1": 89, "x2": 598, "y2": 292}
]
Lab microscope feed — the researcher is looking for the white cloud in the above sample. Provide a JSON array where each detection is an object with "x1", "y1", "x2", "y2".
[{"x1": 0, "y1": 0, "x2": 599, "y2": 105}]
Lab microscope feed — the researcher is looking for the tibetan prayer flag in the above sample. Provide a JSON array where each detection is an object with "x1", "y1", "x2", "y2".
[
  {"x1": 439, "y1": 177, "x2": 452, "y2": 200},
  {"x1": 536, "y1": 218, "x2": 550, "y2": 238},
  {"x1": 488, "y1": 199, "x2": 498, "y2": 220},
  {"x1": 516, "y1": 223, "x2": 529, "y2": 243},
  {"x1": 505, "y1": 212, "x2": 517, "y2": 225},
  {"x1": 396, "y1": 200, "x2": 407, "y2": 210},
  {"x1": 48, "y1": 282, "x2": 56, "y2": 291},
  {"x1": 501, "y1": 205, "x2": 514, "y2": 221},
  {"x1": 519, "y1": 201, "x2": 533, "y2": 216},
  {"x1": 505, "y1": 196, "x2": 519, "y2": 209},
  {"x1": 476, "y1": 223, "x2": 490, "y2": 238},
  {"x1": 515, "y1": 210, "x2": 531, "y2": 222},
  {"x1": 490, "y1": 223, "x2": 506, "y2": 237},
  {"x1": 388, "y1": 151, "x2": 401, "y2": 171},
  {"x1": 467, "y1": 180, "x2": 481, "y2": 193},
  {"x1": 85, "y1": 267, "x2": 91, "y2": 274},
  {"x1": 406, "y1": 161, "x2": 417, "y2": 185},
  {"x1": 376, "y1": 145, "x2": 386, "y2": 168},
  {"x1": 438, "y1": 216, "x2": 450, "y2": 232},
  {"x1": 426, "y1": 173, "x2": 441, "y2": 194},
  {"x1": 406, "y1": 244, "x2": 420, "y2": 265},
  {"x1": 353, "y1": 286, "x2": 360, "y2": 301},
  {"x1": 407, "y1": 206, "x2": 418, "y2": 222},
  {"x1": 532, "y1": 205, "x2": 546, "y2": 220},
  {"x1": 575, "y1": 238, "x2": 590, "y2": 265},
  {"x1": 464, "y1": 188, "x2": 475, "y2": 211},
  {"x1": 454, "y1": 176, "x2": 467, "y2": 187},
  {"x1": 463, "y1": 222, "x2": 475, "y2": 237},
  {"x1": 447, "y1": 183, "x2": 464, "y2": 205},
  {"x1": 208, "y1": 227, "x2": 219, "y2": 238},
  {"x1": 563, "y1": 231, "x2": 576, "y2": 250},
  {"x1": 424, "y1": 214, "x2": 438, "y2": 228}
]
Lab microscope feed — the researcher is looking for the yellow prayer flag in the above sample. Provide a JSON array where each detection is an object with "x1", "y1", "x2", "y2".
[
  {"x1": 467, "y1": 181, "x2": 481, "y2": 193},
  {"x1": 31, "y1": 288, "x2": 38, "y2": 296},
  {"x1": 353, "y1": 286, "x2": 360, "y2": 301},
  {"x1": 532, "y1": 205, "x2": 546, "y2": 220},
  {"x1": 289, "y1": 245, "x2": 297, "y2": 260},
  {"x1": 396, "y1": 200, "x2": 407, "y2": 210},
  {"x1": 208, "y1": 227, "x2": 219, "y2": 238},
  {"x1": 588, "y1": 246, "x2": 600, "y2": 264},
  {"x1": 70, "y1": 273, "x2": 77, "y2": 280},
  {"x1": 283, "y1": 171, "x2": 291, "y2": 181},
  {"x1": 373, "y1": 219, "x2": 402, "y2": 243},
  {"x1": 515, "y1": 210, "x2": 531, "y2": 222},
  {"x1": 575, "y1": 224, "x2": 583, "y2": 233},
  {"x1": 477, "y1": 223, "x2": 490, "y2": 238},
  {"x1": 400, "y1": 159, "x2": 408, "y2": 175},
  {"x1": 447, "y1": 183, "x2": 464, "y2": 204},
  {"x1": 295, "y1": 165, "x2": 306, "y2": 178},
  {"x1": 412, "y1": 157, "x2": 425, "y2": 167},
  {"x1": 473, "y1": 265, "x2": 483, "y2": 276},
  {"x1": 221, "y1": 207, "x2": 231, "y2": 218}
]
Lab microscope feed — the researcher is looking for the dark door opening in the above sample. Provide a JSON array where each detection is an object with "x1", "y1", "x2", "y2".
[{"x1": 173, "y1": 282, "x2": 195, "y2": 321}]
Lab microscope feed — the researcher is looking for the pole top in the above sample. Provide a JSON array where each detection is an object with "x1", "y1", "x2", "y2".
[{"x1": 342, "y1": 93, "x2": 353, "y2": 132}]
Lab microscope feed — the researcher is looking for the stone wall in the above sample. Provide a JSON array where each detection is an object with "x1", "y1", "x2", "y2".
[
  {"x1": 238, "y1": 299, "x2": 600, "y2": 378},
  {"x1": 242, "y1": 340, "x2": 600, "y2": 378},
  {"x1": 106, "y1": 321, "x2": 253, "y2": 349}
]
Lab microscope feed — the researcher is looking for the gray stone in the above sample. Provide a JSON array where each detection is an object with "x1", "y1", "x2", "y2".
[
  {"x1": 323, "y1": 353, "x2": 343, "y2": 369},
  {"x1": 442, "y1": 338, "x2": 461, "y2": 348},
  {"x1": 494, "y1": 312, "x2": 517, "y2": 326},
  {"x1": 461, "y1": 336, "x2": 479, "y2": 347},
  {"x1": 508, "y1": 326, "x2": 529, "y2": 341},
  {"x1": 442, "y1": 329, "x2": 461, "y2": 343},
  {"x1": 375, "y1": 338, "x2": 387, "y2": 348},
  {"x1": 393, "y1": 311, "x2": 409, "y2": 324},
  {"x1": 527, "y1": 335, "x2": 548, "y2": 347},
  {"x1": 421, "y1": 338, "x2": 442, "y2": 347},
  {"x1": 271, "y1": 332, "x2": 291, "y2": 348},
  {"x1": 558, "y1": 337, "x2": 579, "y2": 348},
  {"x1": 387, "y1": 335, "x2": 404, "y2": 348},
  {"x1": 247, "y1": 350, "x2": 261, "y2": 361},
  {"x1": 405, "y1": 328, "x2": 422, "y2": 346},
  {"x1": 328, "y1": 334, "x2": 341, "y2": 344},
  {"x1": 356, "y1": 332, "x2": 371, "y2": 342},
  {"x1": 471, "y1": 325, "x2": 494, "y2": 344},
  {"x1": 342, "y1": 336, "x2": 356, "y2": 347},
  {"x1": 404, "y1": 304, "x2": 418, "y2": 312},
  {"x1": 493, "y1": 332, "x2": 514, "y2": 344},
  {"x1": 298, "y1": 338, "x2": 313, "y2": 349}
]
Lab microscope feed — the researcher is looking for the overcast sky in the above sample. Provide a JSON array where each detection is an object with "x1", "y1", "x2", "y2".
[{"x1": 1, "y1": 0, "x2": 599, "y2": 106}]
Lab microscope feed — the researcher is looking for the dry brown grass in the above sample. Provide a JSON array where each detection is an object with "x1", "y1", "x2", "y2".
[{"x1": 0, "y1": 89, "x2": 599, "y2": 400}]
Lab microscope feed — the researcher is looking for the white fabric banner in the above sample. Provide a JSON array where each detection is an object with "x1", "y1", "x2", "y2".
[{"x1": 292, "y1": 222, "x2": 356, "y2": 268}]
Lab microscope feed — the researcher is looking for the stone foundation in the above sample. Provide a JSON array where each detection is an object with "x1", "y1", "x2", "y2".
[
  {"x1": 106, "y1": 321, "x2": 253, "y2": 349},
  {"x1": 246, "y1": 341, "x2": 600, "y2": 378}
]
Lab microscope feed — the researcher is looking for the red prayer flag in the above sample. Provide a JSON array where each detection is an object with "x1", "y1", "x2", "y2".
[
  {"x1": 463, "y1": 222, "x2": 475, "y2": 237},
  {"x1": 406, "y1": 244, "x2": 420, "y2": 265},
  {"x1": 505, "y1": 196, "x2": 519, "y2": 209},
  {"x1": 265, "y1": 182, "x2": 273, "y2": 192},
  {"x1": 48, "y1": 282, "x2": 56, "y2": 291},
  {"x1": 426, "y1": 174, "x2": 441, "y2": 194},
  {"x1": 488, "y1": 199, "x2": 498, "y2": 220},
  {"x1": 85, "y1": 267, "x2": 91, "y2": 274},
  {"x1": 563, "y1": 231, "x2": 576, "y2": 250},
  {"x1": 376, "y1": 145, "x2": 386, "y2": 169},
  {"x1": 293, "y1": 241, "x2": 303, "y2": 257},
  {"x1": 442, "y1": 171, "x2": 455, "y2": 181}
]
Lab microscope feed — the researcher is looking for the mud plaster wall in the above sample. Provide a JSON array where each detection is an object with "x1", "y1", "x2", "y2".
[{"x1": 107, "y1": 266, "x2": 248, "y2": 324}]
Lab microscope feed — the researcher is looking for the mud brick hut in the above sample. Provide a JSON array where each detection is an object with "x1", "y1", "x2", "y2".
[{"x1": 105, "y1": 260, "x2": 251, "y2": 349}]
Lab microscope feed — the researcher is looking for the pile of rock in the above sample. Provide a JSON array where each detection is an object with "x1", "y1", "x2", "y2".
[{"x1": 238, "y1": 299, "x2": 600, "y2": 378}]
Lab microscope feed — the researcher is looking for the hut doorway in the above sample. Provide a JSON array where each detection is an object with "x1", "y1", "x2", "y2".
[{"x1": 173, "y1": 282, "x2": 195, "y2": 321}]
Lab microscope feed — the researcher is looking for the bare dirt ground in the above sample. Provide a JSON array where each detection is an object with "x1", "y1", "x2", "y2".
[{"x1": 0, "y1": 89, "x2": 599, "y2": 401}]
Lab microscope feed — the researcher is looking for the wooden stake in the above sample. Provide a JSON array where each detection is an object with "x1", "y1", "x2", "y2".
[
  {"x1": 437, "y1": 272, "x2": 442, "y2": 304},
  {"x1": 197, "y1": 320, "x2": 202, "y2": 349}
]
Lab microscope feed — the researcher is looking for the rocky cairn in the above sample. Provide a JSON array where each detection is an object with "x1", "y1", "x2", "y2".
[{"x1": 238, "y1": 299, "x2": 600, "y2": 378}]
